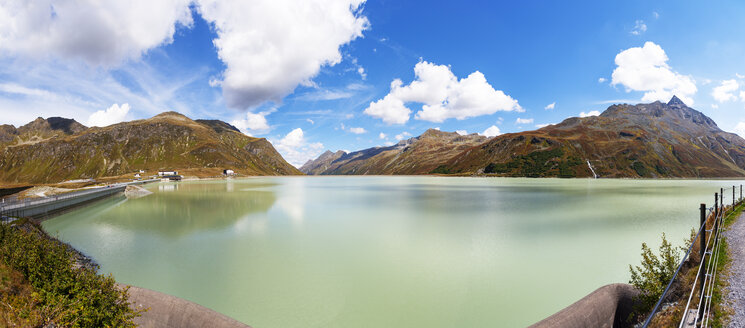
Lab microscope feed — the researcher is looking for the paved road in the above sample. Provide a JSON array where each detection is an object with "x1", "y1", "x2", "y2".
[{"x1": 725, "y1": 211, "x2": 745, "y2": 327}]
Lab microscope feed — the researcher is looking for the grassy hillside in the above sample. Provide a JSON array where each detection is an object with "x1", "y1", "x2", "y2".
[
  {"x1": 0, "y1": 112, "x2": 301, "y2": 184},
  {"x1": 446, "y1": 97, "x2": 745, "y2": 178},
  {"x1": 305, "y1": 129, "x2": 487, "y2": 175}
]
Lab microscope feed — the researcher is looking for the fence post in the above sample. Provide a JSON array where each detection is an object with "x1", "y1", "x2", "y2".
[
  {"x1": 721, "y1": 188, "x2": 725, "y2": 215},
  {"x1": 734, "y1": 186, "x2": 736, "y2": 209},
  {"x1": 700, "y1": 202, "x2": 707, "y2": 318}
]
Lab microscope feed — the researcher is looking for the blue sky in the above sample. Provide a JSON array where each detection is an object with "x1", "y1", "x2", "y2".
[{"x1": 1, "y1": 0, "x2": 745, "y2": 166}]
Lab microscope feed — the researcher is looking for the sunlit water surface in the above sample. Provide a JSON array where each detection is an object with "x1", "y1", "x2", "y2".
[{"x1": 42, "y1": 177, "x2": 743, "y2": 327}]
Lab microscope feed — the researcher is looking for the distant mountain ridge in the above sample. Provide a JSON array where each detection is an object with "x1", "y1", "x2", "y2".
[
  {"x1": 300, "y1": 150, "x2": 347, "y2": 175},
  {"x1": 0, "y1": 112, "x2": 301, "y2": 184},
  {"x1": 0, "y1": 116, "x2": 87, "y2": 145},
  {"x1": 301, "y1": 129, "x2": 487, "y2": 175},
  {"x1": 306, "y1": 97, "x2": 745, "y2": 178}
]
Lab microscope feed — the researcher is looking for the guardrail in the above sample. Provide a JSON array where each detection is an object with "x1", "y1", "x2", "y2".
[
  {"x1": 642, "y1": 185, "x2": 743, "y2": 327},
  {"x1": 0, "y1": 179, "x2": 158, "y2": 218}
]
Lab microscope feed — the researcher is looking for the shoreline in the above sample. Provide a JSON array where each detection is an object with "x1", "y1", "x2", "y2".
[{"x1": 13, "y1": 196, "x2": 252, "y2": 328}]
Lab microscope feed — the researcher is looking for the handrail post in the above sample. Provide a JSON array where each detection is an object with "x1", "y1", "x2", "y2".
[
  {"x1": 700, "y1": 202, "x2": 707, "y2": 323},
  {"x1": 721, "y1": 188, "x2": 725, "y2": 215}
]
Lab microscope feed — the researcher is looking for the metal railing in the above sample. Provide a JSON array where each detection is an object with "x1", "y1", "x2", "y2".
[
  {"x1": 0, "y1": 179, "x2": 158, "y2": 217},
  {"x1": 642, "y1": 185, "x2": 743, "y2": 327}
]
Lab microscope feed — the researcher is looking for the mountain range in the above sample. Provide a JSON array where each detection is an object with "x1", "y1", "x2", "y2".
[
  {"x1": 0, "y1": 112, "x2": 300, "y2": 184},
  {"x1": 300, "y1": 130, "x2": 487, "y2": 175},
  {"x1": 3, "y1": 96, "x2": 743, "y2": 184},
  {"x1": 303, "y1": 97, "x2": 745, "y2": 178}
]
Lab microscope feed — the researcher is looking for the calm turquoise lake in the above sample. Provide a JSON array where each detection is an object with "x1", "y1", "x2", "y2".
[{"x1": 42, "y1": 177, "x2": 743, "y2": 327}]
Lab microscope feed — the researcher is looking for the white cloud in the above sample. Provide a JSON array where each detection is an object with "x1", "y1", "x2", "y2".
[
  {"x1": 87, "y1": 103, "x2": 130, "y2": 127},
  {"x1": 579, "y1": 110, "x2": 601, "y2": 118},
  {"x1": 273, "y1": 128, "x2": 324, "y2": 168},
  {"x1": 0, "y1": 83, "x2": 56, "y2": 98},
  {"x1": 734, "y1": 122, "x2": 745, "y2": 138},
  {"x1": 630, "y1": 20, "x2": 647, "y2": 35},
  {"x1": 481, "y1": 125, "x2": 501, "y2": 138},
  {"x1": 349, "y1": 127, "x2": 366, "y2": 134},
  {"x1": 611, "y1": 42, "x2": 697, "y2": 105},
  {"x1": 197, "y1": 0, "x2": 369, "y2": 109},
  {"x1": 379, "y1": 132, "x2": 386, "y2": 139},
  {"x1": 0, "y1": 0, "x2": 193, "y2": 66},
  {"x1": 455, "y1": 130, "x2": 467, "y2": 135},
  {"x1": 296, "y1": 89, "x2": 354, "y2": 101},
  {"x1": 357, "y1": 67, "x2": 367, "y2": 80},
  {"x1": 712, "y1": 79, "x2": 740, "y2": 103},
  {"x1": 711, "y1": 104, "x2": 719, "y2": 109},
  {"x1": 536, "y1": 123, "x2": 555, "y2": 128},
  {"x1": 598, "y1": 77, "x2": 607, "y2": 83},
  {"x1": 395, "y1": 131, "x2": 412, "y2": 140},
  {"x1": 346, "y1": 83, "x2": 367, "y2": 91},
  {"x1": 544, "y1": 102, "x2": 555, "y2": 110},
  {"x1": 740, "y1": 91, "x2": 745, "y2": 101},
  {"x1": 653, "y1": 12, "x2": 659, "y2": 19},
  {"x1": 364, "y1": 61, "x2": 521, "y2": 124},
  {"x1": 515, "y1": 117, "x2": 534, "y2": 124},
  {"x1": 737, "y1": 73, "x2": 744, "y2": 79},
  {"x1": 231, "y1": 110, "x2": 273, "y2": 136},
  {"x1": 306, "y1": 118, "x2": 314, "y2": 124}
]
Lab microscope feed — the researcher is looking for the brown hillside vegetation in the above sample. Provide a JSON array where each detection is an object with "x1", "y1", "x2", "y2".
[
  {"x1": 0, "y1": 112, "x2": 301, "y2": 184},
  {"x1": 302, "y1": 129, "x2": 487, "y2": 175},
  {"x1": 446, "y1": 96, "x2": 745, "y2": 177},
  {"x1": 305, "y1": 96, "x2": 745, "y2": 178}
]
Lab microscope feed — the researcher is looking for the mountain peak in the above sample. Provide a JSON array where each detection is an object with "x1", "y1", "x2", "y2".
[
  {"x1": 667, "y1": 95, "x2": 686, "y2": 107},
  {"x1": 153, "y1": 111, "x2": 190, "y2": 119}
]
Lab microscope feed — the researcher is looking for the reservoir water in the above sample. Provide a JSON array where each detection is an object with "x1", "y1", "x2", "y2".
[{"x1": 42, "y1": 177, "x2": 743, "y2": 327}]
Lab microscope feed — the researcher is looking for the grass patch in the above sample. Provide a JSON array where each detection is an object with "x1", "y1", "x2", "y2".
[{"x1": 0, "y1": 221, "x2": 141, "y2": 327}]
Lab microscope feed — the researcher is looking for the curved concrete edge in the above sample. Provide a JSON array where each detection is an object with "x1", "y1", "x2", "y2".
[
  {"x1": 529, "y1": 283, "x2": 640, "y2": 328},
  {"x1": 121, "y1": 284, "x2": 251, "y2": 328}
]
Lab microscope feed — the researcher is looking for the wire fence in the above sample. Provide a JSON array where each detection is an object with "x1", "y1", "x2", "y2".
[{"x1": 642, "y1": 185, "x2": 743, "y2": 328}]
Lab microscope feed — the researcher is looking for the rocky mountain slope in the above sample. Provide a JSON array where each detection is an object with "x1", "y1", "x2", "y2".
[
  {"x1": 0, "y1": 117, "x2": 86, "y2": 145},
  {"x1": 304, "y1": 129, "x2": 487, "y2": 175},
  {"x1": 0, "y1": 112, "x2": 301, "y2": 184},
  {"x1": 306, "y1": 97, "x2": 745, "y2": 178},
  {"x1": 300, "y1": 150, "x2": 347, "y2": 175},
  {"x1": 444, "y1": 96, "x2": 745, "y2": 177}
]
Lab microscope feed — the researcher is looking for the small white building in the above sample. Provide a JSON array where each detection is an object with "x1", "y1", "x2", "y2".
[{"x1": 158, "y1": 171, "x2": 178, "y2": 177}]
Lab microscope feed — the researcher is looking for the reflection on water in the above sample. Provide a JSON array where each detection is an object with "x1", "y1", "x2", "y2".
[
  {"x1": 158, "y1": 183, "x2": 178, "y2": 192},
  {"x1": 42, "y1": 177, "x2": 745, "y2": 328},
  {"x1": 46, "y1": 180, "x2": 277, "y2": 239}
]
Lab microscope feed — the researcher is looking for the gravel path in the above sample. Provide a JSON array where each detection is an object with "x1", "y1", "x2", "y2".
[{"x1": 724, "y1": 210, "x2": 745, "y2": 327}]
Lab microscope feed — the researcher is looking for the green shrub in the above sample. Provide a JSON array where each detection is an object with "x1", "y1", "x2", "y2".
[
  {"x1": 484, "y1": 163, "x2": 506, "y2": 174},
  {"x1": 430, "y1": 165, "x2": 451, "y2": 174},
  {"x1": 629, "y1": 233, "x2": 681, "y2": 311},
  {"x1": 632, "y1": 161, "x2": 649, "y2": 177},
  {"x1": 0, "y1": 223, "x2": 140, "y2": 327}
]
